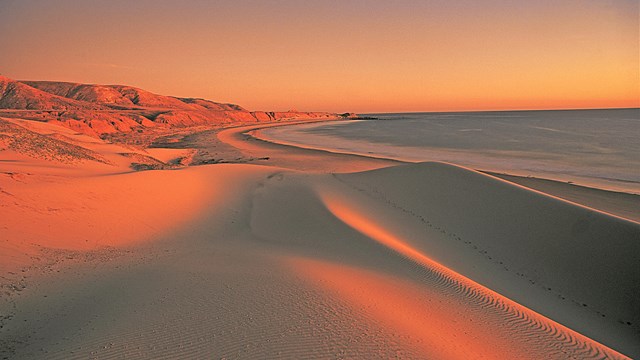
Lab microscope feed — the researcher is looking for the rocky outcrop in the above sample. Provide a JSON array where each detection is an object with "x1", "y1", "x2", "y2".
[
  {"x1": 22, "y1": 81, "x2": 192, "y2": 110},
  {"x1": 0, "y1": 75, "x2": 346, "y2": 137},
  {"x1": 251, "y1": 111, "x2": 338, "y2": 122},
  {"x1": 23, "y1": 81, "x2": 257, "y2": 113},
  {"x1": 0, "y1": 75, "x2": 104, "y2": 110},
  {"x1": 178, "y1": 98, "x2": 247, "y2": 112}
]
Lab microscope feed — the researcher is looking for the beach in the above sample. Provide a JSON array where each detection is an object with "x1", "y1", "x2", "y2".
[
  {"x1": 2, "y1": 0, "x2": 639, "y2": 356},
  {"x1": 1, "y1": 117, "x2": 639, "y2": 359},
  {"x1": 253, "y1": 109, "x2": 640, "y2": 194}
]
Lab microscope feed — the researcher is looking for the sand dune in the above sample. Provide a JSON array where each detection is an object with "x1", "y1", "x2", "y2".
[
  {"x1": 331, "y1": 162, "x2": 640, "y2": 338},
  {"x1": 248, "y1": 163, "x2": 638, "y2": 357},
  {"x1": 1, "y1": 118, "x2": 638, "y2": 359},
  {"x1": 250, "y1": 121, "x2": 640, "y2": 222}
]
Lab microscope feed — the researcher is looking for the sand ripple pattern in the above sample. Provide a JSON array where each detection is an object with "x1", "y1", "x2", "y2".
[
  {"x1": 321, "y1": 195, "x2": 629, "y2": 360},
  {"x1": 6, "y1": 252, "x2": 419, "y2": 359}
]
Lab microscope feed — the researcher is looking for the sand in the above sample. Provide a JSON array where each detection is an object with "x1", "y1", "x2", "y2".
[{"x1": 1, "y1": 118, "x2": 638, "y2": 359}]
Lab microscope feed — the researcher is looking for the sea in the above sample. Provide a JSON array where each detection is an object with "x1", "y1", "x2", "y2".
[{"x1": 258, "y1": 108, "x2": 640, "y2": 193}]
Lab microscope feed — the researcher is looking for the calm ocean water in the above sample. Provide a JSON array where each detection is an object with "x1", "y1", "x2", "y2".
[{"x1": 259, "y1": 109, "x2": 640, "y2": 193}]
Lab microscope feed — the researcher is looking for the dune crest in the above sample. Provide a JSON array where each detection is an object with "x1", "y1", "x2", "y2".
[
  {"x1": 1, "y1": 92, "x2": 637, "y2": 358},
  {"x1": 311, "y1": 193, "x2": 626, "y2": 359}
]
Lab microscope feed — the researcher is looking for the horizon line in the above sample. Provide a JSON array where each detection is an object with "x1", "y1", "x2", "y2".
[{"x1": 360, "y1": 107, "x2": 640, "y2": 115}]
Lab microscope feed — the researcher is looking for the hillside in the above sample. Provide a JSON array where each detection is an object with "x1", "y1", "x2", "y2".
[
  {"x1": 0, "y1": 75, "x2": 343, "y2": 137},
  {"x1": 0, "y1": 75, "x2": 105, "y2": 111}
]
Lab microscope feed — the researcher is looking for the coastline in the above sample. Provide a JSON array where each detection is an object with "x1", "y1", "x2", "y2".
[
  {"x1": 1, "y1": 117, "x2": 638, "y2": 358},
  {"x1": 236, "y1": 120, "x2": 640, "y2": 223},
  {"x1": 250, "y1": 118, "x2": 640, "y2": 195}
]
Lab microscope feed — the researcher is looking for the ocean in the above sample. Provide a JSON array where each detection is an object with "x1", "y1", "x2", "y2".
[{"x1": 258, "y1": 108, "x2": 640, "y2": 193}]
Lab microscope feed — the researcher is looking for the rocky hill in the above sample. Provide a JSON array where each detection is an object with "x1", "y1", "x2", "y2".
[
  {"x1": 0, "y1": 75, "x2": 104, "y2": 111},
  {"x1": 0, "y1": 75, "x2": 344, "y2": 137}
]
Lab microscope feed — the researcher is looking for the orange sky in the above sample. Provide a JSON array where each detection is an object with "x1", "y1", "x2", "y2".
[{"x1": 0, "y1": 0, "x2": 637, "y2": 113}]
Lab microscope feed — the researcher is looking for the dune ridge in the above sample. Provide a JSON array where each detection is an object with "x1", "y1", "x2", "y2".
[
  {"x1": 1, "y1": 103, "x2": 638, "y2": 357},
  {"x1": 248, "y1": 122, "x2": 640, "y2": 222},
  {"x1": 332, "y1": 163, "x2": 639, "y2": 343},
  {"x1": 244, "y1": 162, "x2": 638, "y2": 357},
  {"x1": 318, "y1": 180, "x2": 631, "y2": 359}
]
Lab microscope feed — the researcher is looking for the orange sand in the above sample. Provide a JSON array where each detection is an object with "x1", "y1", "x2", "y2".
[{"x1": 1, "y1": 118, "x2": 637, "y2": 359}]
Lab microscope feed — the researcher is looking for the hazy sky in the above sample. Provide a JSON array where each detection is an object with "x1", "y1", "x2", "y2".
[{"x1": 0, "y1": 0, "x2": 638, "y2": 112}]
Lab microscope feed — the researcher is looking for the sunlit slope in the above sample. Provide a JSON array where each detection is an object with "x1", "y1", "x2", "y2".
[{"x1": 249, "y1": 162, "x2": 639, "y2": 358}]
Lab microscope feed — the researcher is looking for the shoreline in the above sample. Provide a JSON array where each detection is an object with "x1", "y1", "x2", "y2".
[
  {"x1": 223, "y1": 120, "x2": 640, "y2": 223},
  {"x1": 1, "y1": 117, "x2": 638, "y2": 358},
  {"x1": 249, "y1": 119, "x2": 640, "y2": 195}
]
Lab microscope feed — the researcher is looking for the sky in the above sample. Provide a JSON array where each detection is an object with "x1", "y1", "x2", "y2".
[{"x1": 0, "y1": 0, "x2": 638, "y2": 113}]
